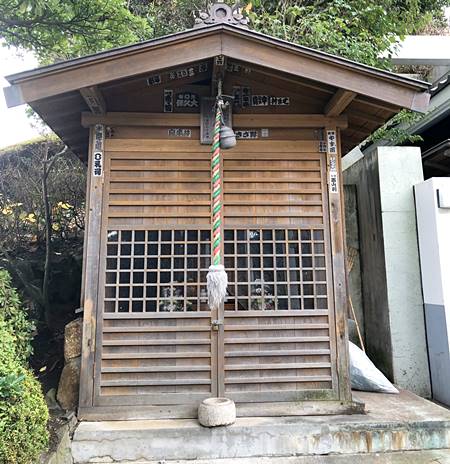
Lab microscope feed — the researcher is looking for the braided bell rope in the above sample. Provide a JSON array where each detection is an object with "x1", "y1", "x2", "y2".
[{"x1": 211, "y1": 100, "x2": 222, "y2": 266}]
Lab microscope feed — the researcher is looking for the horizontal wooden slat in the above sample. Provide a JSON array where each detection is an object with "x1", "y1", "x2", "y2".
[
  {"x1": 110, "y1": 165, "x2": 210, "y2": 171},
  {"x1": 225, "y1": 336, "x2": 329, "y2": 344},
  {"x1": 102, "y1": 366, "x2": 210, "y2": 373},
  {"x1": 223, "y1": 177, "x2": 321, "y2": 183},
  {"x1": 103, "y1": 339, "x2": 211, "y2": 346},
  {"x1": 108, "y1": 200, "x2": 211, "y2": 206},
  {"x1": 224, "y1": 153, "x2": 320, "y2": 160},
  {"x1": 105, "y1": 139, "x2": 319, "y2": 153},
  {"x1": 225, "y1": 349, "x2": 330, "y2": 357},
  {"x1": 225, "y1": 375, "x2": 332, "y2": 384},
  {"x1": 110, "y1": 177, "x2": 210, "y2": 183},
  {"x1": 110, "y1": 152, "x2": 210, "y2": 160},
  {"x1": 225, "y1": 363, "x2": 331, "y2": 371},
  {"x1": 110, "y1": 188, "x2": 210, "y2": 194},
  {"x1": 103, "y1": 312, "x2": 211, "y2": 319},
  {"x1": 102, "y1": 352, "x2": 211, "y2": 359},
  {"x1": 224, "y1": 166, "x2": 320, "y2": 172},
  {"x1": 103, "y1": 326, "x2": 211, "y2": 333},
  {"x1": 224, "y1": 200, "x2": 322, "y2": 206},
  {"x1": 225, "y1": 189, "x2": 322, "y2": 194},
  {"x1": 101, "y1": 379, "x2": 211, "y2": 387},
  {"x1": 223, "y1": 212, "x2": 323, "y2": 218},
  {"x1": 224, "y1": 324, "x2": 329, "y2": 331},
  {"x1": 108, "y1": 152, "x2": 320, "y2": 161},
  {"x1": 108, "y1": 212, "x2": 211, "y2": 218},
  {"x1": 224, "y1": 310, "x2": 328, "y2": 317}
]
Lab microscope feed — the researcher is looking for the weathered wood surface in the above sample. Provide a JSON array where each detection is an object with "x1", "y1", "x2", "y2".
[{"x1": 79, "y1": 123, "x2": 347, "y2": 418}]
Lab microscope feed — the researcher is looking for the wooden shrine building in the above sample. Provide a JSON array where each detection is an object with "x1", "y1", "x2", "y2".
[{"x1": 4, "y1": 3, "x2": 429, "y2": 420}]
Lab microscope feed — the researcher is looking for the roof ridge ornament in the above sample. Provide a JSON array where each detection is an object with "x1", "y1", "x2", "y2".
[{"x1": 194, "y1": 1, "x2": 250, "y2": 29}]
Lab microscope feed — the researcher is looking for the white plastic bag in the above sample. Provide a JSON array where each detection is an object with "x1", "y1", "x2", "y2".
[{"x1": 349, "y1": 341, "x2": 399, "y2": 394}]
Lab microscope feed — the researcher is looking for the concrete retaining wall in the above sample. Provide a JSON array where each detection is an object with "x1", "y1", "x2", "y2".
[{"x1": 343, "y1": 146, "x2": 431, "y2": 396}]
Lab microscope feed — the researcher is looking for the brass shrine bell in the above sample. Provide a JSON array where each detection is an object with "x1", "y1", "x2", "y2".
[{"x1": 220, "y1": 125, "x2": 237, "y2": 149}]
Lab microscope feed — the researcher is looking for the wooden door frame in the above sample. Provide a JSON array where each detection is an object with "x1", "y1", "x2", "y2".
[
  {"x1": 78, "y1": 124, "x2": 354, "y2": 420},
  {"x1": 325, "y1": 126, "x2": 352, "y2": 403},
  {"x1": 79, "y1": 125, "x2": 106, "y2": 410}
]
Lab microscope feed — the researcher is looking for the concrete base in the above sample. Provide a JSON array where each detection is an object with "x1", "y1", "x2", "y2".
[
  {"x1": 85, "y1": 450, "x2": 450, "y2": 463},
  {"x1": 72, "y1": 391, "x2": 450, "y2": 463}
]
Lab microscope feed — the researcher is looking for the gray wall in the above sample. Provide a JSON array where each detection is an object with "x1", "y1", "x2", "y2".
[
  {"x1": 344, "y1": 148, "x2": 393, "y2": 378},
  {"x1": 344, "y1": 185, "x2": 365, "y2": 345},
  {"x1": 343, "y1": 146, "x2": 431, "y2": 396}
]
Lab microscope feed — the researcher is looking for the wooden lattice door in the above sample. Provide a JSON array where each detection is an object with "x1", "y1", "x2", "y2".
[
  {"x1": 93, "y1": 138, "x2": 219, "y2": 410},
  {"x1": 91, "y1": 135, "x2": 338, "y2": 414},
  {"x1": 219, "y1": 140, "x2": 338, "y2": 402}
]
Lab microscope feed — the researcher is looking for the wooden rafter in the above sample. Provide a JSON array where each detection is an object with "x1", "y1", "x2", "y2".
[
  {"x1": 324, "y1": 89, "x2": 356, "y2": 117},
  {"x1": 80, "y1": 86, "x2": 106, "y2": 115}
]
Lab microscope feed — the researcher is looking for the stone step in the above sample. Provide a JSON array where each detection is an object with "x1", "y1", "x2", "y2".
[
  {"x1": 72, "y1": 391, "x2": 450, "y2": 463},
  {"x1": 88, "y1": 450, "x2": 450, "y2": 463}
]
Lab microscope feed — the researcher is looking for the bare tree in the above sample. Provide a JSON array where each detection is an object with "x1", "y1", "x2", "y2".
[{"x1": 0, "y1": 138, "x2": 86, "y2": 327}]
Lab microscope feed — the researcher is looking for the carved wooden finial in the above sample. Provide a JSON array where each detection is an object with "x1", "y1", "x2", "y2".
[{"x1": 194, "y1": 2, "x2": 250, "y2": 29}]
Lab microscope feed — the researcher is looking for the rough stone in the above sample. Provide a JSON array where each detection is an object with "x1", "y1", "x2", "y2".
[
  {"x1": 57, "y1": 357, "x2": 81, "y2": 411},
  {"x1": 198, "y1": 397, "x2": 236, "y2": 427},
  {"x1": 45, "y1": 388, "x2": 62, "y2": 411},
  {"x1": 64, "y1": 318, "x2": 83, "y2": 361},
  {"x1": 40, "y1": 422, "x2": 73, "y2": 464}
]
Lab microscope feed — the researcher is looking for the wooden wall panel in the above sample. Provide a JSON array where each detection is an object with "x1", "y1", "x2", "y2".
[
  {"x1": 222, "y1": 142, "x2": 325, "y2": 226},
  {"x1": 91, "y1": 133, "x2": 338, "y2": 411},
  {"x1": 105, "y1": 138, "x2": 211, "y2": 227},
  {"x1": 221, "y1": 142, "x2": 338, "y2": 401}
]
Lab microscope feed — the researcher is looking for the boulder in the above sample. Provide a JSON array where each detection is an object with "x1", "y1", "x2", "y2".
[
  {"x1": 64, "y1": 318, "x2": 82, "y2": 361},
  {"x1": 57, "y1": 357, "x2": 81, "y2": 411}
]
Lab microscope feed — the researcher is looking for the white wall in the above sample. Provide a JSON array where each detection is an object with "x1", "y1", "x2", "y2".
[{"x1": 415, "y1": 178, "x2": 450, "y2": 405}]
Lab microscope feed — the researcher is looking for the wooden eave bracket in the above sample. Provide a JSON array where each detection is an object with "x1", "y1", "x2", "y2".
[
  {"x1": 80, "y1": 86, "x2": 106, "y2": 115},
  {"x1": 324, "y1": 89, "x2": 356, "y2": 117}
]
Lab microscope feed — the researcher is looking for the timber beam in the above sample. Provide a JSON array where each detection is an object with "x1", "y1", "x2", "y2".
[
  {"x1": 80, "y1": 86, "x2": 107, "y2": 115},
  {"x1": 81, "y1": 112, "x2": 348, "y2": 129},
  {"x1": 324, "y1": 89, "x2": 356, "y2": 117}
]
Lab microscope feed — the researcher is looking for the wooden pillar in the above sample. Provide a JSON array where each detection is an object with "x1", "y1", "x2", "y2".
[
  {"x1": 79, "y1": 125, "x2": 105, "y2": 409},
  {"x1": 326, "y1": 126, "x2": 352, "y2": 402}
]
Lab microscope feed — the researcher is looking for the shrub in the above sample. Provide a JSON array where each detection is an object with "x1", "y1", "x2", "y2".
[
  {"x1": 0, "y1": 269, "x2": 34, "y2": 363},
  {"x1": 0, "y1": 274, "x2": 49, "y2": 464}
]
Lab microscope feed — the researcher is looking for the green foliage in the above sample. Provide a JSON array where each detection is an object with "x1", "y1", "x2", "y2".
[
  {"x1": 0, "y1": 0, "x2": 151, "y2": 64},
  {"x1": 128, "y1": 0, "x2": 208, "y2": 39},
  {"x1": 0, "y1": 288, "x2": 49, "y2": 464},
  {"x1": 247, "y1": 0, "x2": 450, "y2": 68},
  {"x1": 2, "y1": 0, "x2": 448, "y2": 67},
  {"x1": 0, "y1": 373, "x2": 25, "y2": 401},
  {"x1": 369, "y1": 109, "x2": 424, "y2": 145},
  {"x1": 0, "y1": 269, "x2": 34, "y2": 363}
]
